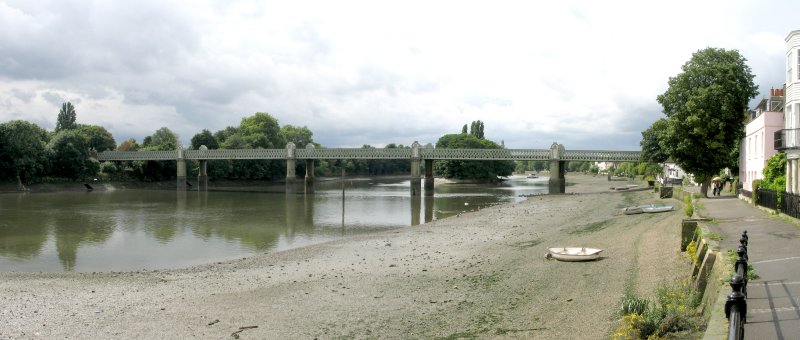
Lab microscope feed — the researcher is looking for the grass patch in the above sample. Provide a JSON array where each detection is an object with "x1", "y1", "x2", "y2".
[
  {"x1": 726, "y1": 249, "x2": 760, "y2": 280},
  {"x1": 706, "y1": 231, "x2": 723, "y2": 241},
  {"x1": 612, "y1": 281, "x2": 704, "y2": 339},
  {"x1": 566, "y1": 219, "x2": 613, "y2": 234}
]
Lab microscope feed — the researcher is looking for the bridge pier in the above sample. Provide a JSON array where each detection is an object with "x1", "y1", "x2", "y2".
[
  {"x1": 177, "y1": 146, "x2": 187, "y2": 191},
  {"x1": 424, "y1": 159, "x2": 434, "y2": 196},
  {"x1": 197, "y1": 146, "x2": 208, "y2": 191},
  {"x1": 305, "y1": 159, "x2": 315, "y2": 193},
  {"x1": 198, "y1": 159, "x2": 208, "y2": 190},
  {"x1": 286, "y1": 143, "x2": 297, "y2": 193},
  {"x1": 410, "y1": 142, "x2": 422, "y2": 196},
  {"x1": 548, "y1": 143, "x2": 566, "y2": 194}
]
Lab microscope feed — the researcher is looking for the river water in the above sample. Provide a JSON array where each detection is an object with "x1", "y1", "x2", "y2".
[{"x1": 0, "y1": 176, "x2": 549, "y2": 272}]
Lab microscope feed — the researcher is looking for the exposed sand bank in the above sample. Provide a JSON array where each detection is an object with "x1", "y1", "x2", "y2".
[{"x1": 0, "y1": 175, "x2": 689, "y2": 339}]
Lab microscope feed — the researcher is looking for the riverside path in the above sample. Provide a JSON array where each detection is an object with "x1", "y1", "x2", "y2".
[{"x1": 696, "y1": 191, "x2": 800, "y2": 339}]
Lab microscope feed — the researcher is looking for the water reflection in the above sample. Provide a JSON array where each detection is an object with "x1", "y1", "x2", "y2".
[{"x1": 0, "y1": 176, "x2": 549, "y2": 272}]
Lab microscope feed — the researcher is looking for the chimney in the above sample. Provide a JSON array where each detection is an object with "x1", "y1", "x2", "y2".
[{"x1": 771, "y1": 87, "x2": 775, "y2": 96}]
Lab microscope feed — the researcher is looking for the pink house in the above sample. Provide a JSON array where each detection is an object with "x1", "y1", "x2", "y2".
[{"x1": 741, "y1": 89, "x2": 784, "y2": 191}]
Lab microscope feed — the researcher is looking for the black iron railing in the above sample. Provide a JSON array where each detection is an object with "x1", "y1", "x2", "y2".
[
  {"x1": 753, "y1": 189, "x2": 800, "y2": 220},
  {"x1": 725, "y1": 231, "x2": 749, "y2": 340}
]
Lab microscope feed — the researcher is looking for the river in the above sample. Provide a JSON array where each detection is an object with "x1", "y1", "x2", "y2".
[{"x1": 0, "y1": 175, "x2": 549, "y2": 272}]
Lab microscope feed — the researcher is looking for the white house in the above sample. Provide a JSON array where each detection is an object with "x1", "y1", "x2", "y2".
[{"x1": 781, "y1": 30, "x2": 800, "y2": 194}]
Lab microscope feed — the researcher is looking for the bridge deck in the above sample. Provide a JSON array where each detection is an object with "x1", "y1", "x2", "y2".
[{"x1": 97, "y1": 148, "x2": 641, "y2": 162}]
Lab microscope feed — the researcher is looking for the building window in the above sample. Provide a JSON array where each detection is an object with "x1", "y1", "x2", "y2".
[{"x1": 790, "y1": 51, "x2": 794, "y2": 83}]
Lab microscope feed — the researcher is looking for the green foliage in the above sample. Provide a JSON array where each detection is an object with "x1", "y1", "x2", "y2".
[
  {"x1": 727, "y1": 249, "x2": 760, "y2": 280},
  {"x1": 752, "y1": 179, "x2": 763, "y2": 205},
  {"x1": 55, "y1": 102, "x2": 77, "y2": 132},
  {"x1": 762, "y1": 153, "x2": 786, "y2": 192},
  {"x1": 76, "y1": 125, "x2": 116, "y2": 152},
  {"x1": 619, "y1": 294, "x2": 649, "y2": 316},
  {"x1": 640, "y1": 118, "x2": 669, "y2": 163},
  {"x1": 0, "y1": 120, "x2": 49, "y2": 184},
  {"x1": 469, "y1": 120, "x2": 485, "y2": 139},
  {"x1": 47, "y1": 130, "x2": 97, "y2": 181},
  {"x1": 684, "y1": 194, "x2": 693, "y2": 218},
  {"x1": 280, "y1": 125, "x2": 314, "y2": 148},
  {"x1": 656, "y1": 47, "x2": 758, "y2": 183},
  {"x1": 686, "y1": 240, "x2": 698, "y2": 263},
  {"x1": 434, "y1": 133, "x2": 514, "y2": 180},
  {"x1": 613, "y1": 282, "x2": 703, "y2": 339},
  {"x1": 190, "y1": 129, "x2": 219, "y2": 149},
  {"x1": 235, "y1": 112, "x2": 285, "y2": 148},
  {"x1": 142, "y1": 127, "x2": 179, "y2": 151}
]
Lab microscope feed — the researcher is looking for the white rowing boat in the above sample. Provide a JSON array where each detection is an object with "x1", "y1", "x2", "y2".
[
  {"x1": 623, "y1": 204, "x2": 673, "y2": 215},
  {"x1": 546, "y1": 247, "x2": 603, "y2": 261}
]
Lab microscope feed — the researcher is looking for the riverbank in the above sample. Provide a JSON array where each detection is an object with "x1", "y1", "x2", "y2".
[{"x1": 0, "y1": 174, "x2": 689, "y2": 339}]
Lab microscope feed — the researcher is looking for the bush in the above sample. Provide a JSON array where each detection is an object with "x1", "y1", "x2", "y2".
[
  {"x1": 612, "y1": 281, "x2": 703, "y2": 339},
  {"x1": 684, "y1": 194, "x2": 693, "y2": 218}
]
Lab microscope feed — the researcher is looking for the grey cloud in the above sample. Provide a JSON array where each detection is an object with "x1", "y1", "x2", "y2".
[{"x1": 0, "y1": 1, "x2": 200, "y2": 80}]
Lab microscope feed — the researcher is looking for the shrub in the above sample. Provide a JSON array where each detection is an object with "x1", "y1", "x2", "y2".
[{"x1": 684, "y1": 194, "x2": 693, "y2": 217}]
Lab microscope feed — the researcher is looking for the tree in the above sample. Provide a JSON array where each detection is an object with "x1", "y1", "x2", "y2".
[
  {"x1": 191, "y1": 129, "x2": 219, "y2": 149},
  {"x1": 469, "y1": 120, "x2": 485, "y2": 139},
  {"x1": 640, "y1": 118, "x2": 669, "y2": 163},
  {"x1": 280, "y1": 125, "x2": 314, "y2": 148},
  {"x1": 76, "y1": 125, "x2": 116, "y2": 152},
  {"x1": 55, "y1": 102, "x2": 78, "y2": 132},
  {"x1": 434, "y1": 133, "x2": 514, "y2": 180},
  {"x1": 0, "y1": 120, "x2": 49, "y2": 187},
  {"x1": 761, "y1": 153, "x2": 786, "y2": 192},
  {"x1": 461, "y1": 124, "x2": 468, "y2": 134},
  {"x1": 236, "y1": 112, "x2": 285, "y2": 149},
  {"x1": 47, "y1": 130, "x2": 98, "y2": 181},
  {"x1": 143, "y1": 127, "x2": 179, "y2": 151},
  {"x1": 656, "y1": 47, "x2": 758, "y2": 197}
]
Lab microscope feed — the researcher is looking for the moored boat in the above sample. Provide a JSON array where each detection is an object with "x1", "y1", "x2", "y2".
[
  {"x1": 623, "y1": 206, "x2": 644, "y2": 215},
  {"x1": 641, "y1": 204, "x2": 673, "y2": 213},
  {"x1": 546, "y1": 247, "x2": 603, "y2": 261}
]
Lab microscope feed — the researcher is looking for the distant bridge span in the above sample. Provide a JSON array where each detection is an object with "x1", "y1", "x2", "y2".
[{"x1": 96, "y1": 142, "x2": 641, "y2": 194}]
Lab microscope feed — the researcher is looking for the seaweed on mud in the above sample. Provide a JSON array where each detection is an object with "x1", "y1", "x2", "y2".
[
  {"x1": 510, "y1": 239, "x2": 542, "y2": 249},
  {"x1": 565, "y1": 219, "x2": 613, "y2": 234}
]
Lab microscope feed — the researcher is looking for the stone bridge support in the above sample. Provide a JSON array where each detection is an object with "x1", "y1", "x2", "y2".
[
  {"x1": 305, "y1": 144, "x2": 315, "y2": 193},
  {"x1": 424, "y1": 159, "x2": 434, "y2": 196},
  {"x1": 410, "y1": 141, "x2": 422, "y2": 196},
  {"x1": 198, "y1": 145, "x2": 208, "y2": 191},
  {"x1": 286, "y1": 142, "x2": 297, "y2": 193},
  {"x1": 548, "y1": 143, "x2": 566, "y2": 194},
  {"x1": 177, "y1": 146, "x2": 187, "y2": 191}
]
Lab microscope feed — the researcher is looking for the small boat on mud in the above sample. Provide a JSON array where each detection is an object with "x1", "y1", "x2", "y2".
[
  {"x1": 545, "y1": 247, "x2": 603, "y2": 262},
  {"x1": 527, "y1": 173, "x2": 539, "y2": 179},
  {"x1": 623, "y1": 204, "x2": 673, "y2": 215}
]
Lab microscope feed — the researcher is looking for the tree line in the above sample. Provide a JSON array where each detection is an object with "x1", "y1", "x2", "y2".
[{"x1": 0, "y1": 107, "x2": 517, "y2": 185}]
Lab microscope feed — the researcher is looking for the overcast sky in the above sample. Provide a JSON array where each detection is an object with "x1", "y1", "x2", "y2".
[{"x1": 0, "y1": 0, "x2": 796, "y2": 150}]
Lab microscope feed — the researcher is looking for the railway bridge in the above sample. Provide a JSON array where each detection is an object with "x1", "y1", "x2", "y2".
[{"x1": 97, "y1": 142, "x2": 641, "y2": 195}]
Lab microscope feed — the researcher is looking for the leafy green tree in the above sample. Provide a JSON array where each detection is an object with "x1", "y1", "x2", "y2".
[
  {"x1": 135, "y1": 128, "x2": 180, "y2": 181},
  {"x1": 640, "y1": 118, "x2": 669, "y2": 163},
  {"x1": 236, "y1": 112, "x2": 285, "y2": 148},
  {"x1": 47, "y1": 130, "x2": 98, "y2": 181},
  {"x1": 191, "y1": 129, "x2": 219, "y2": 149},
  {"x1": 55, "y1": 102, "x2": 78, "y2": 132},
  {"x1": 76, "y1": 125, "x2": 116, "y2": 152},
  {"x1": 143, "y1": 127, "x2": 179, "y2": 151},
  {"x1": 117, "y1": 138, "x2": 139, "y2": 151},
  {"x1": 434, "y1": 133, "x2": 514, "y2": 180},
  {"x1": 280, "y1": 125, "x2": 314, "y2": 148},
  {"x1": 656, "y1": 47, "x2": 758, "y2": 197},
  {"x1": 461, "y1": 124, "x2": 468, "y2": 134},
  {"x1": 0, "y1": 120, "x2": 49, "y2": 186},
  {"x1": 469, "y1": 120, "x2": 485, "y2": 139}
]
